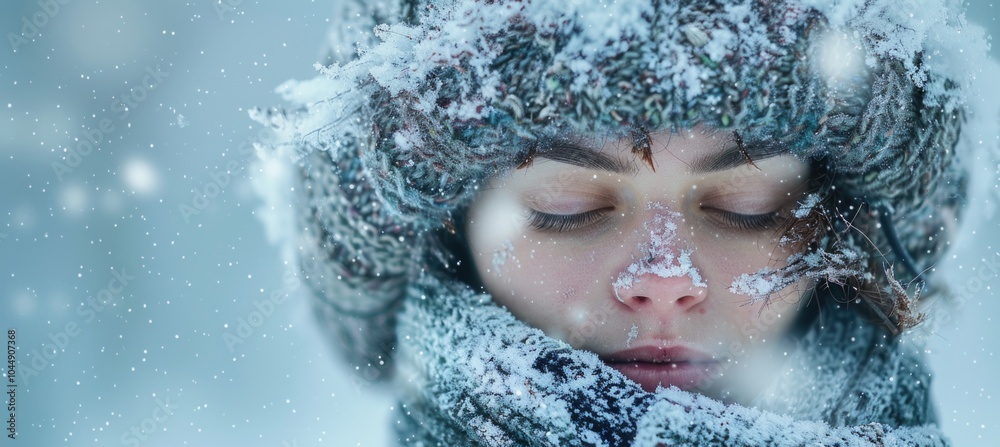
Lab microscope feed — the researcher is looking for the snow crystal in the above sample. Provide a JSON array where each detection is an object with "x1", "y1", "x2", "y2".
[
  {"x1": 626, "y1": 324, "x2": 639, "y2": 348},
  {"x1": 799, "y1": 0, "x2": 863, "y2": 28},
  {"x1": 729, "y1": 269, "x2": 788, "y2": 303},
  {"x1": 567, "y1": 59, "x2": 595, "y2": 93},
  {"x1": 528, "y1": 0, "x2": 653, "y2": 52},
  {"x1": 729, "y1": 247, "x2": 872, "y2": 303},
  {"x1": 366, "y1": 23, "x2": 425, "y2": 96},
  {"x1": 702, "y1": 28, "x2": 735, "y2": 62},
  {"x1": 792, "y1": 193, "x2": 821, "y2": 219},
  {"x1": 392, "y1": 127, "x2": 422, "y2": 154},
  {"x1": 612, "y1": 203, "x2": 706, "y2": 302},
  {"x1": 492, "y1": 239, "x2": 516, "y2": 276}
]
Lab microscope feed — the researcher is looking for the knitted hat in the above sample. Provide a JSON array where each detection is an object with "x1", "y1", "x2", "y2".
[{"x1": 254, "y1": 0, "x2": 979, "y2": 369}]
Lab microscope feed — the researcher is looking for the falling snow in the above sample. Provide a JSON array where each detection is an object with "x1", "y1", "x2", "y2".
[{"x1": 3, "y1": 0, "x2": 1000, "y2": 446}]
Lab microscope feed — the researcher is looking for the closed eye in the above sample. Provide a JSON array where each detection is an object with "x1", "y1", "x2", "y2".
[
  {"x1": 703, "y1": 208, "x2": 784, "y2": 232},
  {"x1": 526, "y1": 207, "x2": 614, "y2": 233}
]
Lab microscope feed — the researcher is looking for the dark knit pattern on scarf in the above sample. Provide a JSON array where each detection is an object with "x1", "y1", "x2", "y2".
[{"x1": 386, "y1": 274, "x2": 943, "y2": 446}]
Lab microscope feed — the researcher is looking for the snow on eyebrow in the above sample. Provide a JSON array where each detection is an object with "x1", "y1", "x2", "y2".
[{"x1": 612, "y1": 202, "x2": 706, "y2": 303}]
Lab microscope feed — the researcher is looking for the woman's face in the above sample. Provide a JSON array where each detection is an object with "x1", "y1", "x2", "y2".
[{"x1": 464, "y1": 127, "x2": 813, "y2": 401}]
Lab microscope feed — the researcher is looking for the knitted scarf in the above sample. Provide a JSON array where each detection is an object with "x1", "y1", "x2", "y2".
[{"x1": 388, "y1": 273, "x2": 945, "y2": 446}]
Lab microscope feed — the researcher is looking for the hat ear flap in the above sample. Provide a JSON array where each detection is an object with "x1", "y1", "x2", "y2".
[{"x1": 814, "y1": 60, "x2": 966, "y2": 332}]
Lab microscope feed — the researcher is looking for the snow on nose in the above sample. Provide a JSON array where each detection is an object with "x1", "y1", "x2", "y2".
[{"x1": 612, "y1": 203, "x2": 706, "y2": 303}]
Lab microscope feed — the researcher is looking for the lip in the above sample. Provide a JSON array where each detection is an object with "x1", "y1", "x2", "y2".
[{"x1": 601, "y1": 346, "x2": 723, "y2": 392}]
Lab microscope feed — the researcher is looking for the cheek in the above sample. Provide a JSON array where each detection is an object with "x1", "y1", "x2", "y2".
[
  {"x1": 728, "y1": 292, "x2": 801, "y2": 348},
  {"x1": 691, "y1": 234, "x2": 775, "y2": 282},
  {"x1": 498, "y1": 238, "x2": 602, "y2": 301},
  {"x1": 470, "y1": 228, "x2": 617, "y2": 337}
]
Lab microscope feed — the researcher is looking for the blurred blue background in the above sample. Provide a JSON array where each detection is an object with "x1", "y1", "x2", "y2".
[{"x1": 0, "y1": 1, "x2": 997, "y2": 446}]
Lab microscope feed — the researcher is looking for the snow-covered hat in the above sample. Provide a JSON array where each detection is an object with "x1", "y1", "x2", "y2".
[{"x1": 256, "y1": 0, "x2": 980, "y2": 349}]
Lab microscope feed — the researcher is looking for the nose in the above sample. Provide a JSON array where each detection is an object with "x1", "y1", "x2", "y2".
[
  {"x1": 613, "y1": 268, "x2": 708, "y2": 313},
  {"x1": 613, "y1": 204, "x2": 708, "y2": 313}
]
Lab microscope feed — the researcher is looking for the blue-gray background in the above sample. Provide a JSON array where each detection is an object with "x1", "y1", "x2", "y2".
[{"x1": 0, "y1": 1, "x2": 997, "y2": 446}]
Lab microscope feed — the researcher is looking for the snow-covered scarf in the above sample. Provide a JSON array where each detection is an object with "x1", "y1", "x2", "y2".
[{"x1": 389, "y1": 274, "x2": 945, "y2": 446}]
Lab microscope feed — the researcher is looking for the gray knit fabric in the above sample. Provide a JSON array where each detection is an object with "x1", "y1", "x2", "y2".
[
  {"x1": 251, "y1": 0, "x2": 988, "y2": 444},
  {"x1": 387, "y1": 275, "x2": 944, "y2": 445}
]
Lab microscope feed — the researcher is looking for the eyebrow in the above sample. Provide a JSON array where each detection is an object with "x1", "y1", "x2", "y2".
[
  {"x1": 690, "y1": 134, "x2": 789, "y2": 173},
  {"x1": 533, "y1": 139, "x2": 640, "y2": 174}
]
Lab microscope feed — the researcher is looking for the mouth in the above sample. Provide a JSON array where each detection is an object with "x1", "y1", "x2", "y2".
[{"x1": 600, "y1": 346, "x2": 723, "y2": 392}]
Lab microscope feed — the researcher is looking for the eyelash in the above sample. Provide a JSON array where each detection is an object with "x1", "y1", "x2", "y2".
[
  {"x1": 526, "y1": 208, "x2": 613, "y2": 232},
  {"x1": 707, "y1": 209, "x2": 784, "y2": 232}
]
